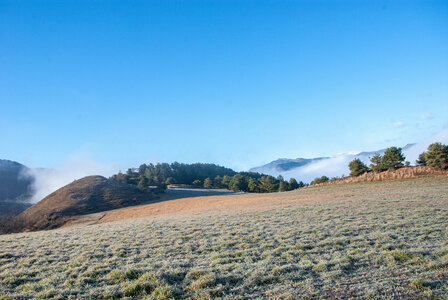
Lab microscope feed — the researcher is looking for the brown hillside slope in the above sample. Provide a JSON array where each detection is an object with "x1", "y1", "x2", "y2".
[{"x1": 15, "y1": 176, "x2": 158, "y2": 231}]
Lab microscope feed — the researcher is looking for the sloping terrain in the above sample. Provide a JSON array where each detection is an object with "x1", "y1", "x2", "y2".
[
  {"x1": 0, "y1": 177, "x2": 447, "y2": 298},
  {"x1": 0, "y1": 160, "x2": 33, "y2": 218},
  {"x1": 14, "y1": 176, "x2": 158, "y2": 231}
]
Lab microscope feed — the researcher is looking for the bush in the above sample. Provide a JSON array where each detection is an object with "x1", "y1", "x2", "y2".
[
  {"x1": 310, "y1": 176, "x2": 329, "y2": 185},
  {"x1": 348, "y1": 158, "x2": 369, "y2": 177},
  {"x1": 203, "y1": 178, "x2": 212, "y2": 189},
  {"x1": 418, "y1": 142, "x2": 448, "y2": 170},
  {"x1": 192, "y1": 180, "x2": 202, "y2": 187}
]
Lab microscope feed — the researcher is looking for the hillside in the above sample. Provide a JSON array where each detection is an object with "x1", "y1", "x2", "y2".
[
  {"x1": 0, "y1": 177, "x2": 447, "y2": 298},
  {"x1": 14, "y1": 176, "x2": 158, "y2": 231},
  {"x1": 0, "y1": 160, "x2": 33, "y2": 217}
]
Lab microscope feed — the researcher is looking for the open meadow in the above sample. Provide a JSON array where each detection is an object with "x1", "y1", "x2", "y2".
[{"x1": 1, "y1": 177, "x2": 448, "y2": 299}]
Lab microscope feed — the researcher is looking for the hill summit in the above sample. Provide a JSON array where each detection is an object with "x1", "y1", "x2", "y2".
[{"x1": 15, "y1": 175, "x2": 158, "y2": 231}]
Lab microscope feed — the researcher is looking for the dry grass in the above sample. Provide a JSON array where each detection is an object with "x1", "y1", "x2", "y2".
[{"x1": 1, "y1": 177, "x2": 447, "y2": 299}]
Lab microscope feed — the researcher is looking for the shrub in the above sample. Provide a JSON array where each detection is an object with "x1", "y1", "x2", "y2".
[
  {"x1": 348, "y1": 159, "x2": 369, "y2": 177},
  {"x1": 193, "y1": 180, "x2": 202, "y2": 187},
  {"x1": 203, "y1": 178, "x2": 212, "y2": 189},
  {"x1": 310, "y1": 176, "x2": 329, "y2": 185}
]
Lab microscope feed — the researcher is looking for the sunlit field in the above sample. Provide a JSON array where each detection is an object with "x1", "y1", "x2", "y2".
[{"x1": 1, "y1": 177, "x2": 447, "y2": 299}]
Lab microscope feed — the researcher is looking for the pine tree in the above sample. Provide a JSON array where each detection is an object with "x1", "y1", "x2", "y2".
[
  {"x1": 424, "y1": 142, "x2": 448, "y2": 170},
  {"x1": 416, "y1": 153, "x2": 427, "y2": 166},
  {"x1": 381, "y1": 147, "x2": 405, "y2": 170},
  {"x1": 137, "y1": 176, "x2": 149, "y2": 191},
  {"x1": 370, "y1": 153, "x2": 385, "y2": 173},
  {"x1": 278, "y1": 180, "x2": 288, "y2": 192},
  {"x1": 288, "y1": 178, "x2": 300, "y2": 190},
  {"x1": 348, "y1": 158, "x2": 369, "y2": 177}
]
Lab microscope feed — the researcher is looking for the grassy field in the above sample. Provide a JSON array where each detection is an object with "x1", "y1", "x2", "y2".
[{"x1": 1, "y1": 177, "x2": 447, "y2": 299}]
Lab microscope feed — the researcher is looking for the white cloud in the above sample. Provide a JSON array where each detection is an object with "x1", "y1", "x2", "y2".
[
  {"x1": 393, "y1": 121, "x2": 405, "y2": 128},
  {"x1": 253, "y1": 128, "x2": 448, "y2": 184}
]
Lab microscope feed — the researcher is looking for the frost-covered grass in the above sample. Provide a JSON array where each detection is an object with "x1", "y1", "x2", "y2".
[{"x1": 1, "y1": 177, "x2": 447, "y2": 299}]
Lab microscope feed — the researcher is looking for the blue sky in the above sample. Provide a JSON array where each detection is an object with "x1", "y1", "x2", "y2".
[{"x1": 1, "y1": 0, "x2": 447, "y2": 171}]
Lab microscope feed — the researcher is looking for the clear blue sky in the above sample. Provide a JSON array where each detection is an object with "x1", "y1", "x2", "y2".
[{"x1": 1, "y1": 0, "x2": 447, "y2": 171}]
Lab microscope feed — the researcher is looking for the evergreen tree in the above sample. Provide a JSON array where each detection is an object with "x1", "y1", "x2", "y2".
[
  {"x1": 165, "y1": 177, "x2": 176, "y2": 185},
  {"x1": 137, "y1": 176, "x2": 149, "y2": 191},
  {"x1": 229, "y1": 174, "x2": 248, "y2": 192},
  {"x1": 278, "y1": 180, "x2": 288, "y2": 192},
  {"x1": 370, "y1": 153, "x2": 385, "y2": 173},
  {"x1": 260, "y1": 176, "x2": 277, "y2": 192},
  {"x1": 381, "y1": 147, "x2": 405, "y2": 170},
  {"x1": 423, "y1": 142, "x2": 448, "y2": 170},
  {"x1": 297, "y1": 181, "x2": 306, "y2": 188},
  {"x1": 213, "y1": 175, "x2": 223, "y2": 188},
  {"x1": 348, "y1": 158, "x2": 369, "y2": 177},
  {"x1": 288, "y1": 178, "x2": 300, "y2": 190},
  {"x1": 416, "y1": 153, "x2": 427, "y2": 166}
]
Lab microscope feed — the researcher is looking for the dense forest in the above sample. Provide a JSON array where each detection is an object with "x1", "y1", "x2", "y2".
[{"x1": 111, "y1": 162, "x2": 305, "y2": 193}]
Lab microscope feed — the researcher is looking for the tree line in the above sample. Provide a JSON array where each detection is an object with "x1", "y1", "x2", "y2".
[
  {"x1": 307, "y1": 142, "x2": 448, "y2": 185},
  {"x1": 347, "y1": 142, "x2": 448, "y2": 178},
  {"x1": 111, "y1": 162, "x2": 305, "y2": 193}
]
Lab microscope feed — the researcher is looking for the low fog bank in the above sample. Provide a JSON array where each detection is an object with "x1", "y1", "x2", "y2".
[
  {"x1": 266, "y1": 128, "x2": 448, "y2": 183},
  {"x1": 23, "y1": 155, "x2": 118, "y2": 203}
]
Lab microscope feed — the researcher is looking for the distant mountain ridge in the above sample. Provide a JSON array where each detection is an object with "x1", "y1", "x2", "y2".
[
  {"x1": 0, "y1": 160, "x2": 34, "y2": 217},
  {"x1": 250, "y1": 143, "x2": 420, "y2": 183},
  {"x1": 250, "y1": 157, "x2": 329, "y2": 173}
]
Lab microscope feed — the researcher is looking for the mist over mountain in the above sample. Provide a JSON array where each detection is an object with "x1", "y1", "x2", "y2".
[
  {"x1": 0, "y1": 160, "x2": 34, "y2": 217},
  {"x1": 250, "y1": 129, "x2": 448, "y2": 183}
]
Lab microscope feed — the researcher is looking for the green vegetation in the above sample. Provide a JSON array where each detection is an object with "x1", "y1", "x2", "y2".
[
  {"x1": 369, "y1": 147, "x2": 406, "y2": 173},
  {"x1": 348, "y1": 158, "x2": 369, "y2": 177},
  {"x1": 381, "y1": 147, "x2": 405, "y2": 170},
  {"x1": 310, "y1": 175, "x2": 329, "y2": 185},
  {"x1": 111, "y1": 162, "x2": 304, "y2": 193},
  {"x1": 417, "y1": 142, "x2": 448, "y2": 170},
  {"x1": 0, "y1": 178, "x2": 447, "y2": 298},
  {"x1": 369, "y1": 153, "x2": 385, "y2": 173}
]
